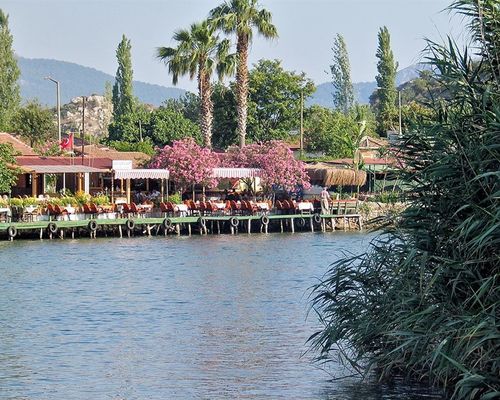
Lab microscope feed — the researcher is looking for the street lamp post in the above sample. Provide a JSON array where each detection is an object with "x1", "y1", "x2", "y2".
[{"x1": 45, "y1": 77, "x2": 61, "y2": 143}]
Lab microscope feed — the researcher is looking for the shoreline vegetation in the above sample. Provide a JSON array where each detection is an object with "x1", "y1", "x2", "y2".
[{"x1": 309, "y1": 1, "x2": 499, "y2": 399}]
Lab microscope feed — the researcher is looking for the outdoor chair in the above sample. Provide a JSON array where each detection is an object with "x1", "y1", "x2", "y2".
[
  {"x1": 160, "y1": 202, "x2": 170, "y2": 217},
  {"x1": 53, "y1": 205, "x2": 68, "y2": 221},
  {"x1": 130, "y1": 203, "x2": 144, "y2": 218},
  {"x1": 122, "y1": 203, "x2": 132, "y2": 218},
  {"x1": 83, "y1": 203, "x2": 95, "y2": 219},
  {"x1": 229, "y1": 200, "x2": 241, "y2": 216},
  {"x1": 186, "y1": 200, "x2": 199, "y2": 216},
  {"x1": 241, "y1": 200, "x2": 257, "y2": 215},
  {"x1": 90, "y1": 203, "x2": 104, "y2": 217}
]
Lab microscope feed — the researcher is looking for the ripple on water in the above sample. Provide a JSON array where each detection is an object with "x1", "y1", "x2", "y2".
[{"x1": 0, "y1": 233, "x2": 445, "y2": 399}]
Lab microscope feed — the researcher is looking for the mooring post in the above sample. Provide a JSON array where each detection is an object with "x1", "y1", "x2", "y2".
[
  {"x1": 247, "y1": 219, "x2": 251, "y2": 234},
  {"x1": 291, "y1": 218, "x2": 295, "y2": 233},
  {"x1": 344, "y1": 216, "x2": 347, "y2": 231},
  {"x1": 310, "y1": 217, "x2": 314, "y2": 232},
  {"x1": 40, "y1": 228, "x2": 43, "y2": 240},
  {"x1": 118, "y1": 225, "x2": 123, "y2": 238}
]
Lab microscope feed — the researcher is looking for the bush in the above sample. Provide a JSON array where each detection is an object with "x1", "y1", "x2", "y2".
[
  {"x1": 309, "y1": 2, "x2": 500, "y2": 399},
  {"x1": 167, "y1": 192, "x2": 182, "y2": 204}
]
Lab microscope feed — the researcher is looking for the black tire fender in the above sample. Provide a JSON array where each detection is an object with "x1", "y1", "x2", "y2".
[
  {"x1": 7, "y1": 225, "x2": 17, "y2": 238},
  {"x1": 313, "y1": 213, "x2": 322, "y2": 224},
  {"x1": 198, "y1": 217, "x2": 206, "y2": 228},
  {"x1": 88, "y1": 220, "x2": 98, "y2": 232},
  {"x1": 229, "y1": 216, "x2": 239, "y2": 227},
  {"x1": 47, "y1": 222, "x2": 58, "y2": 234},
  {"x1": 126, "y1": 219, "x2": 135, "y2": 231},
  {"x1": 260, "y1": 215, "x2": 269, "y2": 226},
  {"x1": 297, "y1": 217, "x2": 306, "y2": 228},
  {"x1": 163, "y1": 218, "x2": 173, "y2": 230}
]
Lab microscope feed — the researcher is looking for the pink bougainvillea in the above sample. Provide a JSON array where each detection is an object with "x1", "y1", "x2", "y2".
[
  {"x1": 224, "y1": 141, "x2": 311, "y2": 193},
  {"x1": 150, "y1": 138, "x2": 219, "y2": 191}
]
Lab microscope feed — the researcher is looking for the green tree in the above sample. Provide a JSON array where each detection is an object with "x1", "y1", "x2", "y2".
[
  {"x1": 209, "y1": 0, "x2": 278, "y2": 147},
  {"x1": 246, "y1": 59, "x2": 315, "y2": 142},
  {"x1": 0, "y1": 9, "x2": 20, "y2": 131},
  {"x1": 149, "y1": 106, "x2": 201, "y2": 147},
  {"x1": 0, "y1": 143, "x2": 19, "y2": 194},
  {"x1": 374, "y1": 26, "x2": 398, "y2": 135},
  {"x1": 13, "y1": 100, "x2": 55, "y2": 148},
  {"x1": 330, "y1": 34, "x2": 354, "y2": 114},
  {"x1": 212, "y1": 82, "x2": 238, "y2": 149},
  {"x1": 163, "y1": 92, "x2": 201, "y2": 125},
  {"x1": 112, "y1": 35, "x2": 135, "y2": 121},
  {"x1": 304, "y1": 105, "x2": 358, "y2": 158},
  {"x1": 157, "y1": 20, "x2": 235, "y2": 148},
  {"x1": 108, "y1": 103, "x2": 151, "y2": 143}
]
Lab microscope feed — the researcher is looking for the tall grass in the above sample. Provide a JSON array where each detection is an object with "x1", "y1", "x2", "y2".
[{"x1": 309, "y1": 1, "x2": 499, "y2": 399}]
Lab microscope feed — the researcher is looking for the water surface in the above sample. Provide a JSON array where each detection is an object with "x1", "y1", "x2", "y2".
[{"x1": 0, "y1": 233, "x2": 444, "y2": 399}]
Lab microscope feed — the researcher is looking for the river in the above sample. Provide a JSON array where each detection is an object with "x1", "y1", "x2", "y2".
[{"x1": 0, "y1": 233, "x2": 444, "y2": 399}]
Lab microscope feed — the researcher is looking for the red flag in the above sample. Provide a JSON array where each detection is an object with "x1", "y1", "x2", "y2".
[{"x1": 60, "y1": 133, "x2": 73, "y2": 150}]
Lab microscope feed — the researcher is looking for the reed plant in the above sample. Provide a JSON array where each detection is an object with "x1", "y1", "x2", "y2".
[{"x1": 309, "y1": 2, "x2": 499, "y2": 399}]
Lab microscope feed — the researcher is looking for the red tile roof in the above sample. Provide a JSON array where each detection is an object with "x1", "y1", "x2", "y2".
[
  {"x1": 16, "y1": 156, "x2": 114, "y2": 170},
  {"x1": 0, "y1": 132, "x2": 37, "y2": 156}
]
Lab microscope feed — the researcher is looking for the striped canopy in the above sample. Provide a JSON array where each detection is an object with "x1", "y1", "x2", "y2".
[
  {"x1": 114, "y1": 169, "x2": 170, "y2": 180},
  {"x1": 212, "y1": 168, "x2": 261, "y2": 178}
]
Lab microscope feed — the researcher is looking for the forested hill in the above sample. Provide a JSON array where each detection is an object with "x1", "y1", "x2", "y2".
[
  {"x1": 18, "y1": 56, "x2": 425, "y2": 108},
  {"x1": 18, "y1": 57, "x2": 186, "y2": 106},
  {"x1": 309, "y1": 63, "x2": 427, "y2": 107}
]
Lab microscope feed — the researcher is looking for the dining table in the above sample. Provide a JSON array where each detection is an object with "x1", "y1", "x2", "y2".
[
  {"x1": 0, "y1": 207, "x2": 11, "y2": 222},
  {"x1": 175, "y1": 204, "x2": 189, "y2": 216},
  {"x1": 296, "y1": 202, "x2": 314, "y2": 214}
]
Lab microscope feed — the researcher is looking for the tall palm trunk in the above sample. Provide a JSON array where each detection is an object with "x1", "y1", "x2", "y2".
[
  {"x1": 236, "y1": 33, "x2": 249, "y2": 148},
  {"x1": 198, "y1": 67, "x2": 213, "y2": 148}
]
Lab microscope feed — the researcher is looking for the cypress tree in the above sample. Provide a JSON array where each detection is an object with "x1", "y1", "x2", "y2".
[
  {"x1": 375, "y1": 26, "x2": 398, "y2": 135},
  {"x1": 330, "y1": 34, "x2": 354, "y2": 114},
  {"x1": 0, "y1": 9, "x2": 20, "y2": 131},
  {"x1": 112, "y1": 35, "x2": 134, "y2": 121}
]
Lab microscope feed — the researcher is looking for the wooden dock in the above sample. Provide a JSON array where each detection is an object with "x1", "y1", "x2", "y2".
[{"x1": 0, "y1": 213, "x2": 362, "y2": 241}]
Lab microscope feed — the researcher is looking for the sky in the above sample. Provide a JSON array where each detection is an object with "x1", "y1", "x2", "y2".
[{"x1": 2, "y1": 0, "x2": 466, "y2": 91}]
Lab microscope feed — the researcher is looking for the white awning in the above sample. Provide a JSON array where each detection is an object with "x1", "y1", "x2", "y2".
[
  {"x1": 114, "y1": 169, "x2": 170, "y2": 180},
  {"x1": 27, "y1": 165, "x2": 107, "y2": 174},
  {"x1": 212, "y1": 167, "x2": 261, "y2": 178}
]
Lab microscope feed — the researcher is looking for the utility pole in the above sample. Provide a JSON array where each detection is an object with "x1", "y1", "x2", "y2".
[
  {"x1": 300, "y1": 90, "x2": 304, "y2": 158},
  {"x1": 81, "y1": 96, "x2": 86, "y2": 165},
  {"x1": 44, "y1": 77, "x2": 61, "y2": 143}
]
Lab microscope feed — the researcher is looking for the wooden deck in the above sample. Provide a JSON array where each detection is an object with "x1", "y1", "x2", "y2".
[{"x1": 0, "y1": 213, "x2": 362, "y2": 241}]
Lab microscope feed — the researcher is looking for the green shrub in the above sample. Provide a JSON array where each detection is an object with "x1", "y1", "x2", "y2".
[
  {"x1": 309, "y1": 2, "x2": 500, "y2": 399},
  {"x1": 92, "y1": 195, "x2": 110, "y2": 206},
  {"x1": 167, "y1": 192, "x2": 182, "y2": 204}
]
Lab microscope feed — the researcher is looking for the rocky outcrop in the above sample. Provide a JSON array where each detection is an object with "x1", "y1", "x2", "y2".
[{"x1": 60, "y1": 94, "x2": 113, "y2": 138}]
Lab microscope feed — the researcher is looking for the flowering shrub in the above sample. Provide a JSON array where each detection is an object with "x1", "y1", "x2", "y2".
[
  {"x1": 150, "y1": 138, "x2": 219, "y2": 192},
  {"x1": 224, "y1": 141, "x2": 311, "y2": 193}
]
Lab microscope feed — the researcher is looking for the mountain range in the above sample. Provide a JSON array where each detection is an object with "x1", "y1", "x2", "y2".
[
  {"x1": 308, "y1": 63, "x2": 427, "y2": 107},
  {"x1": 18, "y1": 56, "x2": 185, "y2": 106},
  {"x1": 18, "y1": 56, "x2": 425, "y2": 107}
]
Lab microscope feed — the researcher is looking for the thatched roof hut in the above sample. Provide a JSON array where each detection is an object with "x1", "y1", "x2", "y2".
[{"x1": 306, "y1": 162, "x2": 367, "y2": 187}]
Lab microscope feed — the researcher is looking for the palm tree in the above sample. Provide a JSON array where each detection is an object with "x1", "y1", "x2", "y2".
[
  {"x1": 157, "y1": 21, "x2": 235, "y2": 148},
  {"x1": 209, "y1": 0, "x2": 278, "y2": 147}
]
